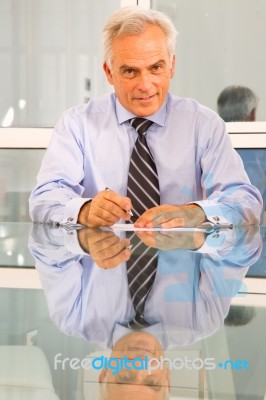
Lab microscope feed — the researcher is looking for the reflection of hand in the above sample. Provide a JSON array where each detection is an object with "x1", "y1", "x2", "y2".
[
  {"x1": 78, "y1": 190, "x2": 132, "y2": 227},
  {"x1": 134, "y1": 204, "x2": 206, "y2": 229},
  {"x1": 77, "y1": 228, "x2": 131, "y2": 269},
  {"x1": 136, "y1": 230, "x2": 205, "y2": 250}
]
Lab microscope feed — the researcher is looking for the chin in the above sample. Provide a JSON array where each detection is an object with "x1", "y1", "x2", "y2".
[{"x1": 134, "y1": 106, "x2": 159, "y2": 117}]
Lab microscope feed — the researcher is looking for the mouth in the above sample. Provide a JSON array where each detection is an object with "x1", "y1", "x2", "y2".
[{"x1": 135, "y1": 94, "x2": 156, "y2": 103}]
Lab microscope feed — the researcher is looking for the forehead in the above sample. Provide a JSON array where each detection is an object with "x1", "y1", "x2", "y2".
[
  {"x1": 111, "y1": 25, "x2": 169, "y2": 65},
  {"x1": 107, "y1": 384, "x2": 166, "y2": 400}
]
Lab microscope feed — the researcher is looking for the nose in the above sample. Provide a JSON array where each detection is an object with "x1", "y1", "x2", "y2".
[{"x1": 136, "y1": 71, "x2": 153, "y2": 92}]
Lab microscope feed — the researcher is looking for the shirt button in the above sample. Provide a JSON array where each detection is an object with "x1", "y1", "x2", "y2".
[{"x1": 67, "y1": 217, "x2": 74, "y2": 222}]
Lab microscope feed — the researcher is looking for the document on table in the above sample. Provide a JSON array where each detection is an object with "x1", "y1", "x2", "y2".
[{"x1": 110, "y1": 223, "x2": 213, "y2": 232}]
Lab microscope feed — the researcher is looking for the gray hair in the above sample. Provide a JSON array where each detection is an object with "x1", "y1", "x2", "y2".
[
  {"x1": 217, "y1": 85, "x2": 258, "y2": 122},
  {"x1": 102, "y1": 6, "x2": 178, "y2": 67}
]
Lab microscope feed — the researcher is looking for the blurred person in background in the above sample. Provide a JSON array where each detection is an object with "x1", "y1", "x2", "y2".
[{"x1": 217, "y1": 85, "x2": 266, "y2": 222}]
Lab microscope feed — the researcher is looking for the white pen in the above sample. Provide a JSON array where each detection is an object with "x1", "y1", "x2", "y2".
[{"x1": 105, "y1": 187, "x2": 133, "y2": 217}]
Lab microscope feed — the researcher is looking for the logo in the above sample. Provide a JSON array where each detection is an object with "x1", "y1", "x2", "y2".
[{"x1": 54, "y1": 354, "x2": 250, "y2": 375}]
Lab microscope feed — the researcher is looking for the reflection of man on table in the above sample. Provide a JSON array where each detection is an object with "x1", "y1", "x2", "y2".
[
  {"x1": 98, "y1": 330, "x2": 170, "y2": 400},
  {"x1": 29, "y1": 7, "x2": 262, "y2": 230},
  {"x1": 29, "y1": 224, "x2": 261, "y2": 399},
  {"x1": 29, "y1": 223, "x2": 261, "y2": 349}
]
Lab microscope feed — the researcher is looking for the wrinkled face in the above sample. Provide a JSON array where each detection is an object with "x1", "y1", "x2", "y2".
[
  {"x1": 99, "y1": 331, "x2": 170, "y2": 400},
  {"x1": 104, "y1": 25, "x2": 175, "y2": 117}
]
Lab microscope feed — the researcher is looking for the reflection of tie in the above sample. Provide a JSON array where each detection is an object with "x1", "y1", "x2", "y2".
[
  {"x1": 127, "y1": 234, "x2": 158, "y2": 329},
  {"x1": 127, "y1": 118, "x2": 160, "y2": 221}
]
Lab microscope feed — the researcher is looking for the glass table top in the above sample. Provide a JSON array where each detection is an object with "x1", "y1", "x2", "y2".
[{"x1": 0, "y1": 222, "x2": 265, "y2": 400}]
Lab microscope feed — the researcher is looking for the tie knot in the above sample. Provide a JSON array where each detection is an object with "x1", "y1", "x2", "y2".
[{"x1": 130, "y1": 118, "x2": 153, "y2": 136}]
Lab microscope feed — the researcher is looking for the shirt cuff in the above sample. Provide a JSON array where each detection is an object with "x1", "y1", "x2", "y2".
[
  {"x1": 62, "y1": 229, "x2": 89, "y2": 255},
  {"x1": 62, "y1": 197, "x2": 92, "y2": 225},
  {"x1": 191, "y1": 200, "x2": 232, "y2": 226},
  {"x1": 195, "y1": 227, "x2": 235, "y2": 257}
]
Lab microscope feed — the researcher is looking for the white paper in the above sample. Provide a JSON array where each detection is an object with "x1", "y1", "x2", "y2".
[{"x1": 111, "y1": 223, "x2": 210, "y2": 232}]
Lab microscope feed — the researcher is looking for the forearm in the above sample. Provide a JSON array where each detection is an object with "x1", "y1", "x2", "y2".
[{"x1": 29, "y1": 185, "x2": 90, "y2": 225}]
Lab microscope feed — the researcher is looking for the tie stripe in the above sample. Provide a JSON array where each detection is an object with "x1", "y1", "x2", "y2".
[
  {"x1": 129, "y1": 158, "x2": 160, "y2": 192},
  {"x1": 126, "y1": 234, "x2": 158, "y2": 329},
  {"x1": 128, "y1": 175, "x2": 159, "y2": 208},
  {"x1": 127, "y1": 118, "x2": 160, "y2": 220}
]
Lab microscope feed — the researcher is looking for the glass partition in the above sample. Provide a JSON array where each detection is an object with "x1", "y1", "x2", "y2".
[
  {"x1": 0, "y1": 0, "x2": 121, "y2": 128},
  {"x1": 0, "y1": 149, "x2": 45, "y2": 221},
  {"x1": 151, "y1": 0, "x2": 266, "y2": 121}
]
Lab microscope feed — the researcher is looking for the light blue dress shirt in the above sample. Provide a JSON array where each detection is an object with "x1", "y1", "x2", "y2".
[
  {"x1": 29, "y1": 93, "x2": 262, "y2": 225},
  {"x1": 29, "y1": 224, "x2": 261, "y2": 350}
]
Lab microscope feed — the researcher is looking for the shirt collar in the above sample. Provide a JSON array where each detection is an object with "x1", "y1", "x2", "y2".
[
  {"x1": 112, "y1": 322, "x2": 165, "y2": 348},
  {"x1": 115, "y1": 95, "x2": 168, "y2": 127}
]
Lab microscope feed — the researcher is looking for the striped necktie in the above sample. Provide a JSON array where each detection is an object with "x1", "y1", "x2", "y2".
[
  {"x1": 127, "y1": 233, "x2": 158, "y2": 329},
  {"x1": 127, "y1": 118, "x2": 160, "y2": 221}
]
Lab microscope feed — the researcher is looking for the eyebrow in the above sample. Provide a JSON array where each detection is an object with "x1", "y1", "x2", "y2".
[
  {"x1": 119, "y1": 59, "x2": 166, "y2": 72},
  {"x1": 144, "y1": 382, "x2": 162, "y2": 392},
  {"x1": 113, "y1": 380, "x2": 162, "y2": 393}
]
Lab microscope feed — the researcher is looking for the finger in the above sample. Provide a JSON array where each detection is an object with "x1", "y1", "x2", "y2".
[
  {"x1": 136, "y1": 210, "x2": 182, "y2": 228},
  {"x1": 95, "y1": 239, "x2": 131, "y2": 268},
  {"x1": 135, "y1": 232, "x2": 156, "y2": 247},
  {"x1": 95, "y1": 237, "x2": 129, "y2": 259},
  {"x1": 134, "y1": 209, "x2": 158, "y2": 228},
  {"x1": 97, "y1": 248, "x2": 131, "y2": 269},
  {"x1": 87, "y1": 229, "x2": 116, "y2": 242},
  {"x1": 92, "y1": 198, "x2": 131, "y2": 222},
  {"x1": 91, "y1": 234, "x2": 120, "y2": 253},
  {"x1": 99, "y1": 203, "x2": 131, "y2": 221},
  {"x1": 159, "y1": 217, "x2": 185, "y2": 228},
  {"x1": 136, "y1": 231, "x2": 174, "y2": 249},
  {"x1": 87, "y1": 214, "x2": 118, "y2": 227},
  {"x1": 103, "y1": 191, "x2": 133, "y2": 213}
]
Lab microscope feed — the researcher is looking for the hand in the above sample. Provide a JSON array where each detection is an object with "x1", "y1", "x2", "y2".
[
  {"x1": 134, "y1": 204, "x2": 207, "y2": 229},
  {"x1": 78, "y1": 190, "x2": 133, "y2": 227},
  {"x1": 77, "y1": 228, "x2": 131, "y2": 269},
  {"x1": 136, "y1": 230, "x2": 205, "y2": 250}
]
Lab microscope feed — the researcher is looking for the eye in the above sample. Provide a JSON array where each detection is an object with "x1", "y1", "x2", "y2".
[
  {"x1": 151, "y1": 64, "x2": 163, "y2": 73},
  {"x1": 122, "y1": 68, "x2": 135, "y2": 77},
  {"x1": 116, "y1": 371, "x2": 135, "y2": 384},
  {"x1": 144, "y1": 375, "x2": 160, "y2": 388}
]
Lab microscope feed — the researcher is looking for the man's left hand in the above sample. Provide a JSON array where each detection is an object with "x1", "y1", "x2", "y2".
[
  {"x1": 136, "y1": 230, "x2": 205, "y2": 250},
  {"x1": 134, "y1": 204, "x2": 207, "y2": 228}
]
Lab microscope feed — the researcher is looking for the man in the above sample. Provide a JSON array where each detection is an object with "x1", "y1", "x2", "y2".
[
  {"x1": 97, "y1": 331, "x2": 171, "y2": 400},
  {"x1": 217, "y1": 85, "x2": 258, "y2": 122},
  {"x1": 29, "y1": 7, "x2": 262, "y2": 228},
  {"x1": 217, "y1": 85, "x2": 266, "y2": 222}
]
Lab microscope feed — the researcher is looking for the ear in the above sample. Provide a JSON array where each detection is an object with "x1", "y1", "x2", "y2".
[
  {"x1": 170, "y1": 55, "x2": 176, "y2": 78},
  {"x1": 250, "y1": 108, "x2": 256, "y2": 121},
  {"x1": 98, "y1": 369, "x2": 108, "y2": 383},
  {"x1": 166, "y1": 368, "x2": 171, "y2": 392},
  {"x1": 103, "y1": 62, "x2": 114, "y2": 85}
]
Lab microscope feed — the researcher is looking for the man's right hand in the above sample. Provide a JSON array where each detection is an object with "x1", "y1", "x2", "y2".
[
  {"x1": 77, "y1": 228, "x2": 131, "y2": 269},
  {"x1": 77, "y1": 190, "x2": 133, "y2": 227}
]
